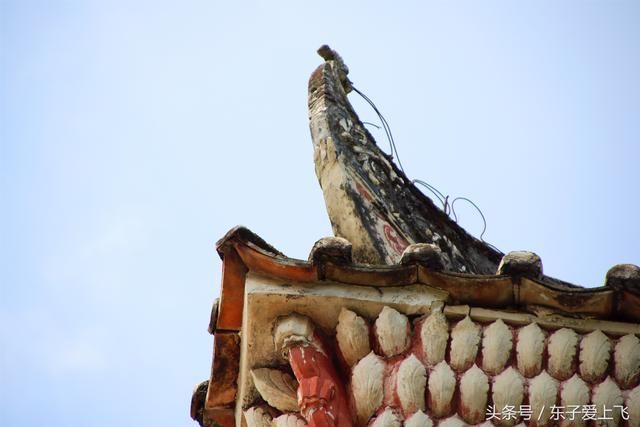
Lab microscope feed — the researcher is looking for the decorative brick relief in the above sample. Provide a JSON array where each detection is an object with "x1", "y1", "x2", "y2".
[{"x1": 244, "y1": 306, "x2": 640, "y2": 427}]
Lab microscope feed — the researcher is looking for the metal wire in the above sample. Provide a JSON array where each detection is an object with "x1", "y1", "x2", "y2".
[
  {"x1": 350, "y1": 84, "x2": 494, "y2": 244},
  {"x1": 413, "y1": 179, "x2": 447, "y2": 212},
  {"x1": 450, "y1": 197, "x2": 487, "y2": 240},
  {"x1": 352, "y1": 85, "x2": 405, "y2": 173},
  {"x1": 362, "y1": 121, "x2": 381, "y2": 129}
]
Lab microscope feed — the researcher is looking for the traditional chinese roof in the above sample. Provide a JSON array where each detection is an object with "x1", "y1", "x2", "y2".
[
  {"x1": 211, "y1": 226, "x2": 640, "y2": 325},
  {"x1": 191, "y1": 227, "x2": 640, "y2": 427},
  {"x1": 191, "y1": 48, "x2": 640, "y2": 427}
]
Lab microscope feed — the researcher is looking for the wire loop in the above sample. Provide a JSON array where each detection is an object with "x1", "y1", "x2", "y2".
[{"x1": 352, "y1": 84, "x2": 492, "y2": 244}]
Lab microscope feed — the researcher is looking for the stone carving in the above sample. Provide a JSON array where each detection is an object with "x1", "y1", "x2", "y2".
[
  {"x1": 396, "y1": 354, "x2": 427, "y2": 414},
  {"x1": 336, "y1": 308, "x2": 370, "y2": 367},
  {"x1": 400, "y1": 243, "x2": 444, "y2": 270},
  {"x1": 309, "y1": 236, "x2": 352, "y2": 265},
  {"x1": 427, "y1": 360, "x2": 456, "y2": 418},
  {"x1": 374, "y1": 306, "x2": 410, "y2": 357},
  {"x1": 516, "y1": 322, "x2": 546, "y2": 378},
  {"x1": 481, "y1": 318, "x2": 512, "y2": 375},
  {"x1": 614, "y1": 333, "x2": 640, "y2": 389},
  {"x1": 578, "y1": 329, "x2": 611, "y2": 383},
  {"x1": 459, "y1": 364, "x2": 489, "y2": 424},
  {"x1": 436, "y1": 416, "x2": 466, "y2": 427},
  {"x1": 592, "y1": 376, "x2": 624, "y2": 426},
  {"x1": 528, "y1": 371, "x2": 558, "y2": 427},
  {"x1": 273, "y1": 414, "x2": 308, "y2": 427},
  {"x1": 351, "y1": 351, "x2": 385, "y2": 425},
  {"x1": 449, "y1": 316, "x2": 481, "y2": 371},
  {"x1": 262, "y1": 305, "x2": 640, "y2": 427},
  {"x1": 250, "y1": 368, "x2": 298, "y2": 412},
  {"x1": 403, "y1": 410, "x2": 433, "y2": 427},
  {"x1": 497, "y1": 251, "x2": 543, "y2": 278},
  {"x1": 606, "y1": 263, "x2": 640, "y2": 289},
  {"x1": 492, "y1": 367, "x2": 524, "y2": 426},
  {"x1": 370, "y1": 408, "x2": 402, "y2": 427},
  {"x1": 274, "y1": 313, "x2": 315, "y2": 357},
  {"x1": 559, "y1": 374, "x2": 589, "y2": 427},
  {"x1": 419, "y1": 309, "x2": 449, "y2": 366},
  {"x1": 243, "y1": 406, "x2": 272, "y2": 427},
  {"x1": 547, "y1": 328, "x2": 579, "y2": 381},
  {"x1": 627, "y1": 385, "x2": 640, "y2": 427}
]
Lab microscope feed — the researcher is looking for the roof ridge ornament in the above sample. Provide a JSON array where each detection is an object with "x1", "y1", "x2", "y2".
[
  {"x1": 317, "y1": 44, "x2": 352, "y2": 94},
  {"x1": 309, "y1": 46, "x2": 502, "y2": 273},
  {"x1": 497, "y1": 251, "x2": 543, "y2": 279}
]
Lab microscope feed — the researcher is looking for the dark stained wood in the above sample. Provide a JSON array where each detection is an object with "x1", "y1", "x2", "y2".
[
  {"x1": 519, "y1": 278, "x2": 615, "y2": 317},
  {"x1": 418, "y1": 267, "x2": 514, "y2": 307},
  {"x1": 322, "y1": 262, "x2": 417, "y2": 286},
  {"x1": 190, "y1": 380, "x2": 209, "y2": 425},
  {"x1": 617, "y1": 289, "x2": 640, "y2": 322},
  {"x1": 203, "y1": 408, "x2": 235, "y2": 427},
  {"x1": 205, "y1": 332, "x2": 241, "y2": 409}
]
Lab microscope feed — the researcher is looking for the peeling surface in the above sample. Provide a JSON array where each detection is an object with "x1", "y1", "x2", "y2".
[
  {"x1": 240, "y1": 288, "x2": 640, "y2": 427},
  {"x1": 308, "y1": 50, "x2": 502, "y2": 271},
  {"x1": 209, "y1": 255, "x2": 640, "y2": 427},
  {"x1": 274, "y1": 313, "x2": 315, "y2": 355}
]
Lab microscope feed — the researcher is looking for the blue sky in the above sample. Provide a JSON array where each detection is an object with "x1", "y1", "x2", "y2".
[{"x1": 1, "y1": 1, "x2": 639, "y2": 426}]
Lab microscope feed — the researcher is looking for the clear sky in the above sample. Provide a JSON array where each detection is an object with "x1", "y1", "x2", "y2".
[{"x1": 1, "y1": 1, "x2": 638, "y2": 426}]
